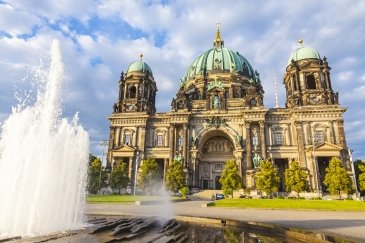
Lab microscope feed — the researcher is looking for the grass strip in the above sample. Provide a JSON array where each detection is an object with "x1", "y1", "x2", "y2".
[
  {"x1": 213, "y1": 198, "x2": 365, "y2": 211},
  {"x1": 87, "y1": 195, "x2": 180, "y2": 203}
]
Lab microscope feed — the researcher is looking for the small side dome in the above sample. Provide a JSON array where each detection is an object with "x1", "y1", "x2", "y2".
[
  {"x1": 126, "y1": 60, "x2": 153, "y2": 75},
  {"x1": 288, "y1": 46, "x2": 320, "y2": 65}
]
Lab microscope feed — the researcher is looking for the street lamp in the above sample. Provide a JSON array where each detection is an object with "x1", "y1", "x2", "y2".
[
  {"x1": 99, "y1": 140, "x2": 109, "y2": 190},
  {"x1": 348, "y1": 149, "x2": 359, "y2": 198},
  {"x1": 133, "y1": 150, "x2": 140, "y2": 196}
]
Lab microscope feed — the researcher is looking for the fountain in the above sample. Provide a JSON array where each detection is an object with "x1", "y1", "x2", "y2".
[{"x1": 0, "y1": 40, "x2": 89, "y2": 237}]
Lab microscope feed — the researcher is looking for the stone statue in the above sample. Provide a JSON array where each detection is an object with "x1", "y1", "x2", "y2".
[
  {"x1": 174, "y1": 152, "x2": 183, "y2": 163},
  {"x1": 192, "y1": 136, "x2": 198, "y2": 148},
  {"x1": 253, "y1": 154, "x2": 262, "y2": 168},
  {"x1": 213, "y1": 95, "x2": 221, "y2": 109},
  {"x1": 235, "y1": 135, "x2": 242, "y2": 146},
  {"x1": 334, "y1": 92, "x2": 339, "y2": 104},
  {"x1": 113, "y1": 103, "x2": 118, "y2": 113},
  {"x1": 179, "y1": 78, "x2": 185, "y2": 88}
]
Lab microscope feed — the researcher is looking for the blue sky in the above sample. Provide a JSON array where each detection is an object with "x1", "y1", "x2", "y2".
[{"x1": 0, "y1": 0, "x2": 364, "y2": 159}]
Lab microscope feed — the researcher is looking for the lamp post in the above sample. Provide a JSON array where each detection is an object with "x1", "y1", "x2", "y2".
[
  {"x1": 348, "y1": 149, "x2": 359, "y2": 198},
  {"x1": 133, "y1": 150, "x2": 140, "y2": 196},
  {"x1": 99, "y1": 140, "x2": 109, "y2": 190}
]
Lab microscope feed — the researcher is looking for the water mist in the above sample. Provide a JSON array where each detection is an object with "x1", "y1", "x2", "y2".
[{"x1": 0, "y1": 40, "x2": 89, "y2": 237}]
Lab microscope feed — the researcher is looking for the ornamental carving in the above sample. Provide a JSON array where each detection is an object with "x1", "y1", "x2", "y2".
[{"x1": 205, "y1": 116, "x2": 228, "y2": 128}]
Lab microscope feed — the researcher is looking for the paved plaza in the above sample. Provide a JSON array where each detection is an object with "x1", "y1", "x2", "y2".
[{"x1": 86, "y1": 200, "x2": 365, "y2": 242}]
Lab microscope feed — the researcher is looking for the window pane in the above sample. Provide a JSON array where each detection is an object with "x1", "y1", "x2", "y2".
[
  {"x1": 274, "y1": 133, "x2": 283, "y2": 145},
  {"x1": 124, "y1": 134, "x2": 131, "y2": 145},
  {"x1": 315, "y1": 131, "x2": 325, "y2": 143},
  {"x1": 157, "y1": 135, "x2": 163, "y2": 146}
]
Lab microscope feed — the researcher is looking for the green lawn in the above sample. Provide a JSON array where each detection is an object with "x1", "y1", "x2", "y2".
[
  {"x1": 212, "y1": 198, "x2": 365, "y2": 211},
  {"x1": 87, "y1": 194, "x2": 180, "y2": 203}
]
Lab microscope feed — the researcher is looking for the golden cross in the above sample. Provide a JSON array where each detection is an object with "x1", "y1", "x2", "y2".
[
  {"x1": 298, "y1": 38, "x2": 304, "y2": 47},
  {"x1": 140, "y1": 53, "x2": 143, "y2": 61},
  {"x1": 216, "y1": 22, "x2": 221, "y2": 30}
]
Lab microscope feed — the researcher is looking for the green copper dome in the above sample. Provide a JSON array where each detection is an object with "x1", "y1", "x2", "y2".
[
  {"x1": 126, "y1": 61, "x2": 153, "y2": 74},
  {"x1": 183, "y1": 26, "x2": 256, "y2": 82},
  {"x1": 288, "y1": 47, "x2": 320, "y2": 65},
  {"x1": 185, "y1": 47, "x2": 255, "y2": 80}
]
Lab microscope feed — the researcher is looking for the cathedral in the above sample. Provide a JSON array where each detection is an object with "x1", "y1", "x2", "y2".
[{"x1": 106, "y1": 27, "x2": 350, "y2": 194}]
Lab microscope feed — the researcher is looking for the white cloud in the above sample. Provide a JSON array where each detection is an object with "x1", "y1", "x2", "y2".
[
  {"x1": 337, "y1": 71, "x2": 354, "y2": 82},
  {"x1": 0, "y1": 3, "x2": 41, "y2": 36},
  {"x1": 0, "y1": 0, "x2": 365, "y2": 158}
]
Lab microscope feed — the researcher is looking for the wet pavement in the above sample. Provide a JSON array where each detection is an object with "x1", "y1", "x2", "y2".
[{"x1": 86, "y1": 199, "x2": 365, "y2": 242}]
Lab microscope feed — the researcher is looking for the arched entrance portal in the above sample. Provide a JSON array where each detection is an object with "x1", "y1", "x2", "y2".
[{"x1": 199, "y1": 134, "x2": 235, "y2": 189}]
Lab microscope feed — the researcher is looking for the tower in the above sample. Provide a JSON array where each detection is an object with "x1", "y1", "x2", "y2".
[
  {"x1": 284, "y1": 40, "x2": 337, "y2": 108},
  {"x1": 114, "y1": 55, "x2": 157, "y2": 114}
]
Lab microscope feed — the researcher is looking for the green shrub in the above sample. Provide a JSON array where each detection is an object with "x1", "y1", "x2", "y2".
[{"x1": 180, "y1": 186, "x2": 189, "y2": 198}]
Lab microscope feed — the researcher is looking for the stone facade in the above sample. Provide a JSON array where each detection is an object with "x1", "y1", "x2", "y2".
[{"x1": 107, "y1": 29, "x2": 350, "y2": 194}]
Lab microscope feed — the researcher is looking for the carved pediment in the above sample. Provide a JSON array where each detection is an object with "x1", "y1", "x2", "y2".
[
  {"x1": 113, "y1": 144, "x2": 136, "y2": 152},
  {"x1": 315, "y1": 142, "x2": 342, "y2": 151},
  {"x1": 306, "y1": 142, "x2": 342, "y2": 152}
]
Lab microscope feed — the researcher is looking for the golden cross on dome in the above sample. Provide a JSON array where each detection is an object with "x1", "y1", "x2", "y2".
[
  {"x1": 140, "y1": 53, "x2": 143, "y2": 61},
  {"x1": 298, "y1": 38, "x2": 304, "y2": 47},
  {"x1": 216, "y1": 22, "x2": 221, "y2": 30}
]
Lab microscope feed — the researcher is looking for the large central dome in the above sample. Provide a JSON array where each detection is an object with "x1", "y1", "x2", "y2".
[
  {"x1": 183, "y1": 27, "x2": 256, "y2": 83},
  {"x1": 185, "y1": 47, "x2": 255, "y2": 79}
]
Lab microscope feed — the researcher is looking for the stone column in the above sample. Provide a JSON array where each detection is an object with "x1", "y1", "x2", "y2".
[
  {"x1": 295, "y1": 122, "x2": 306, "y2": 168},
  {"x1": 259, "y1": 121, "x2": 266, "y2": 159},
  {"x1": 169, "y1": 124, "x2": 175, "y2": 164},
  {"x1": 286, "y1": 123, "x2": 292, "y2": 146},
  {"x1": 337, "y1": 120, "x2": 350, "y2": 169},
  {"x1": 337, "y1": 120, "x2": 347, "y2": 149},
  {"x1": 236, "y1": 155, "x2": 242, "y2": 176},
  {"x1": 183, "y1": 124, "x2": 188, "y2": 167},
  {"x1": 107, "y1": 127, "x2": 115, "y2": 167},
  {"x1": 139, "y1": 125, "x2": 146, "y2": 158},
  {"x1": 245, "y1": 122, "x2": 252, "y2": 169},
  {"x1": 191, "y1": 155, "x2": 196, "y2": 187}
]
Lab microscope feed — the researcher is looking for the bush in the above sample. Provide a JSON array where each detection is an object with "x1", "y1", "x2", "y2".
[
  {"x1": 310, "y1": 197, "x2": 322, "y2": 200},
  {"x1": 180, "y1": 186, "x2": 189, "y2": 198}
]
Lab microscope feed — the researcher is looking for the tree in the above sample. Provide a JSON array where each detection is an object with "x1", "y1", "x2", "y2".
[
  {"x1": 138, "y1": 158, "x2": 162, "y2": 194},
  {"x1": 88, "y1": 157, "x2": 107, "y2": 194},
  {"x1": 110, "y1": 161, "x2": 130, "y2": 194},
  {"x1": 254, "y1": 159, "x2": 280, "y2": 197},
  {"x1": 284, "y1": 160, "x2": 310, "y2": 198},
  {"x1": 354, "y1": 159, "x2": 365, "y2": 194},
  {"x1": 323, "y1": 157, "x2": 354, "y2": 199},
  {"x1": 219, "y1": 160, "x2": 243, "y2": 198},
  {"x1": 358, "y1": 162, "x2": 365, "y2": 194},
  {"x1": 165, "y1": 159, "x2": 187, "y2": 193}
]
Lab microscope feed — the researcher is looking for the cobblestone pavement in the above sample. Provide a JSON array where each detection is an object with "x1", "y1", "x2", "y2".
[{"x1": 86, "y1": 200, "x2": 365, "y2": 242}]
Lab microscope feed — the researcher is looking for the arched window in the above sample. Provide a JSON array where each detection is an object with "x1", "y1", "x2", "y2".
[
  {"x1": 178, "y1": 136, "x2": 183, "y2": 150},
  {"x1": 138, "y1": 85, "x2": 143, "y2": 97},
  {"x1": 251, "y1": 128, "x2": 259, "y2": 146},
  {"x1": 129, "y1": 85, "x2": 137, "y2": 98},
  {"x1": 272, "y1": 126, "x2": 284, "y2": 145},
  {"x1": 306, "y1": 75, "x2": 316, "y2": 89},
  {"x1": 314, "y1": 130, "x2": 325, "y2": 144},
  {"x1": 154, "y1": 130, "x2": 166, "y2": 147},
  {"x1": 123, "y1": 130, "x2": 133, "y2": 145}
]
